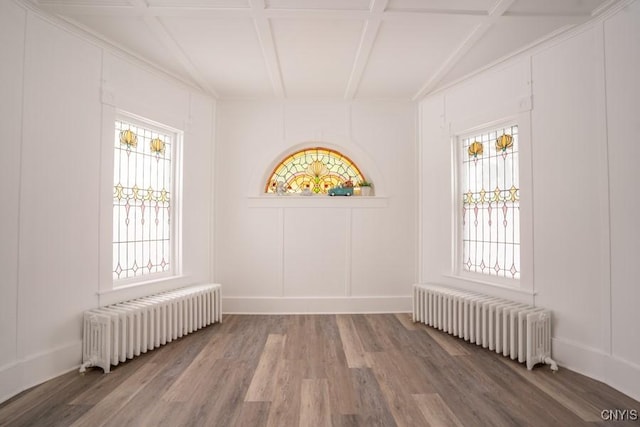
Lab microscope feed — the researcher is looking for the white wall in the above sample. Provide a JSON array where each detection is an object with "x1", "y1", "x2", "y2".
[
  {"x1": 603, "y1": 0, "x2": 640, "y2": 400},
  {"x1": 0, "y1": 0, "x2": 27, "y2": 383},
  {"x1": 215, "y1": 100, "x2": 416, "y2": 313},
  {"x1": 530, "y1": 23, "x2": 610, "y2": 369},
  {"x1": 419, "y1": 2, "x2": 640, "y2": 401},
  {"x1": 0, "y1": 3, "x2": 214, "y2": 403},
  {"x1": 420, "y1": 58, "x2": 535, "y2": 303}
]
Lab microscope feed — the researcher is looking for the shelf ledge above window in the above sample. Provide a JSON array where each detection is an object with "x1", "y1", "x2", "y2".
[{"x1": 247, "y1": 195, "x2": 389, "y2": 208}]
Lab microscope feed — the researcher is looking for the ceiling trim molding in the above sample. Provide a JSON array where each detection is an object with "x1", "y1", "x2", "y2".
[
  {"x1": 591, "y1": 0, "x2": 621, "y2": 16},
  {"x1": 35, "y1": 4, "x2": 136, "y2": 17},
  {"x1": 344, "y1": 0, "x2": 388, "y2": 100},
  {"x1": 416, "y1": 0, "x2": 632, "y2": 101},
  {"x1": 127, "y1": 0, "x2": 220, "y2": 98},
  {"x1": 250, "y1": 0, "x2": 285, "y2": 98},
  {"x1": 591, "y1": 0, "x2": 635, "y2": 19},
  {"x1": 411, "y1": 21, "x2": 489, "y2": 101},
  {"x1": 15, "y1": 0, "x2": 211, "y2": 98},
  {"x1": 411, "y1": 0, "x2": 515, "y2": 100}
]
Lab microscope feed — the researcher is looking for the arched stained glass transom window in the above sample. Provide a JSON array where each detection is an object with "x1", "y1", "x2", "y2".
[{"x1": 266, "y1": 147, "x2": 365, "y2": 194}]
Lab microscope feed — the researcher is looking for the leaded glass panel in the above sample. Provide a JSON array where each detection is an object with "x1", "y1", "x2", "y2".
[
  {"x1": 461, "y1": 124, "x2": 520, "y2": 279},
  {"x1": 113, "y1": 119, "x2": 174, "y2": 281},
  {"x1": 266, "y1": 147, "x2": 365, "y2": 194}
]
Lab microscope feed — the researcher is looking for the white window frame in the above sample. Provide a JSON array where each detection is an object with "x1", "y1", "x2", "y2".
[
  {"x1": 112, "y1": 111, "x2": 183, "y2": 288},
  {"x1": 451, "y1": 114, "x2": 533, "y2": 292}
]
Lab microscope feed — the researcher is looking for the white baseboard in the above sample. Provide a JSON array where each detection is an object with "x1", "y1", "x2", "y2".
[
  {"x1": 604, "y1": 355, "x2": 640, "y2": 403},
  {"x1": 222, "y1": 296, "x2": 412, "y2": 314},
  {"x1": 552, "y1": 337, "x2": 608, "y2": 381},
  {"x1": 552, "y1": 337, "x2": 640, "y2": 402},
  {"x1": 0, "y1": 341, "x2": 82, "y2": 404}
]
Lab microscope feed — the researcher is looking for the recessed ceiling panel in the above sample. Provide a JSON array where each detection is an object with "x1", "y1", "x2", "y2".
[
  {"x1": 357, "y1": 16, "x2": 477, "y2": 99},
  {"x1": 271, "y1": 19, "x2": 364, "y2": 98},
  {"x1": 161, "y1": 17, "x2": 274, "y2": 98},
  {"x1": 508, "y1": 0, "x2": 605, "y2": 16},
  {"x1": 439, "y1": 17, "x2": 578, "y2": 88},
  {"x1": 266, "y1": 0, "x2": 370, "y2": 10},
  {"x1": 64, "y1": 15, "x2": 187, "y2": 79},
  {"x1": 387, "y1": 0, "x2": 495, "y2": 13}
]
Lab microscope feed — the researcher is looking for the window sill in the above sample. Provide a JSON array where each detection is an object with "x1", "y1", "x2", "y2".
[
  {"x1": 247, "y1": 195, "x2": 389, "y2": 208},
  {"x1": 98, "y1": 275, "x2": 192, "y2": 306},
  {"x1": 442, "y1": 274, "x2": 536, "y2": 297}
]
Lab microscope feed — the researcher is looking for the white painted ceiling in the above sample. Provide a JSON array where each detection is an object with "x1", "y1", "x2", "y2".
[{"x1": 32, "y1": 0, "x2": 618, "y2": 100}]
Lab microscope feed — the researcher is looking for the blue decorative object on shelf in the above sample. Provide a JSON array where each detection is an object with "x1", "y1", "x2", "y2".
[{"x1": 328, "y1": 185, "x2": 353, "y2": 196}]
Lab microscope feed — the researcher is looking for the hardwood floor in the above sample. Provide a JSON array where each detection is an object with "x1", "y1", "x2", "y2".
[{"x1": 1, "y1": 314, "x2": 638, "y2": 427}]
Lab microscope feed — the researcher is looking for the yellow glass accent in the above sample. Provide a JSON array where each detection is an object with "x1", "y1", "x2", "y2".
[
  {"x1": 120, "y1": 129, "x2": 138, "y2": 147},
  {"x1": 492, "y1": 187, "x2": 501, "y2": 202},
  {"x1": 468, "y1": 141, "x2": 483, "y2": 157},
  {"x1": 132, "y1": 185, "x2": 140, "y2": 200},
  {"x1": 464, "y1": 190, "x2": 474, "y2": 205},
  {"x1": 160, "y1": 189, "x2": 169, "y2": 203},
  {"x1": 145, "y1": 187, "x2": 154, "y2": 201},
  {"x1": 307, "y1": 160, "x2": 328, "y2": 178},
  {"x1": 509, "y1": 185, "x2": 519, "y2": 202},
  {"x1": 114, "y1": 183, "x2": 124, "y2": 201},
  {"x1": 479, "y1": 188, "x2": 487, "y2": 203},
  {"x1": 496, "y1": 134, "x2": 513, "y2": 152},
  {"x1": 150, "y1": 138, "x2": 165, "y2": 154}
]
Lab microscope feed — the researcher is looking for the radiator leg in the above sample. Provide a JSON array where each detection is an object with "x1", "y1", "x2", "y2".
[
  {"x1": 79, "y1": 359, "x2": 95, "y2": 374},
  {"x1": 544, "y1": 357, "x2": 559, "y2": 372}
]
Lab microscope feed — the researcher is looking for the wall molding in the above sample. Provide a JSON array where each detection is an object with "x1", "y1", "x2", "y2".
[
  {"x1": 223, "y1": 296, "x2": 412, "y2": 314},
  {"x1": 247, "y1": 195, "x2": 389, "y2": 208}
]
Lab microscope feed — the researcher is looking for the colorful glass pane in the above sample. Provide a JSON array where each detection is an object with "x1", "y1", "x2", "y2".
[
  {"x1": 266, "y1": 147, "x2": 365, "y2": 194},
  {"x1": 461, "y1": 125, "x2": 520, "y2": 279},
  {"x1": 113, "y1": 119, "x2": 173, "y2": 281}
]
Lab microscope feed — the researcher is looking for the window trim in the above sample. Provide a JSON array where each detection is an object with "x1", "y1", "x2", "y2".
[
  {"x1": 112, "y1": 111, "x2": 183, "y2": 288},
  {"x1": 451, "y1": 114, "x2": 533, "y2": 292}
]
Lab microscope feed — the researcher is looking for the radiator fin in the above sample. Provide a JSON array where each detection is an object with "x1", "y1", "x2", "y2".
[
  {"x1": 413, "y1": 284, "x2": 557, "y2": 371},
  {"x1": 81, "y1": 284, "x2": 222, "y2": 373}
]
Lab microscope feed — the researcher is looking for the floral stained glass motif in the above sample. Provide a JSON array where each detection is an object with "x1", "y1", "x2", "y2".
[
  {"x1": 266, "y1": 147, "x2": 365, "y2": 194},
  {"x1": 461, "y1": 124, "x2": 520, "y2": 279},
  {"x1": 113, "y1": 120, "x2": 173, "y2": 281}
]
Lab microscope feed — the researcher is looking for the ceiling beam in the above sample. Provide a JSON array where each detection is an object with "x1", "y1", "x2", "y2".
[
  {"x1": 36, "y1": 1, "x2": 596, "y2": 21},
  {"x1": 249, "y1": 0, "x2": 285, "y2": 98},
  {"x1": 343, "y1": 0, "x2": 388, "y2": 100},
  {"x1": 127, "y1": 0, "x2": 220, "y2": 98},
  {"x1": 411, "y1": 0, "x2": 515, "y2": 101},
  {"x1": 35, "y1": 3, "x2": 136, "y2": 17},
  {"x1": 591, "y1": 0, "x2": 620, "y2": 16}
]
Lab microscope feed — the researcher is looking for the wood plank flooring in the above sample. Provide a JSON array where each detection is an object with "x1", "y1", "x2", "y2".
[{"x1": 1, "y1": 314, "x2": 638, "y2": 427}]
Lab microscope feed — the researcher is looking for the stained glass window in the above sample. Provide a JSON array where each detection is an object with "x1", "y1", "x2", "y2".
[
  {"x1": 113, "y1": 118, "x2": 177, "y2": 281},
  {"x1": 461, "y1": 124, "x2": 520, "y2": 279},
  {"x1": 266, "y1": 147, "x2": 365, "y2": 194}
]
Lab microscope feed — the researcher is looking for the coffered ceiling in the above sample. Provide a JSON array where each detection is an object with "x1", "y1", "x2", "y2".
[{"x1": 30, "y1": 0, "x2": 619, "y2": 100}]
